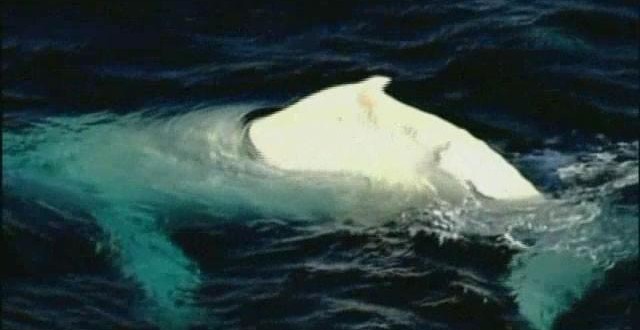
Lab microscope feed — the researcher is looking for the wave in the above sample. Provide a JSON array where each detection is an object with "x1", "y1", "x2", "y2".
[
  {"x1": 3, "y1": 102, "x2": 637, "y2": 329},
  {"x1": 3, "y1": 0, "x2": 637, "y2": 329}
]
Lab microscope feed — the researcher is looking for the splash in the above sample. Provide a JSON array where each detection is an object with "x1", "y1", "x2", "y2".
[
  {"x1": 395, "y1": 141, "x2": 637, "y2": 330},
  {"x1": 503, "y1": 142, "x2": 638, "y2": 330},
  {"x1": 3, "y1": 104, "x2": 636, "y2": 329}
]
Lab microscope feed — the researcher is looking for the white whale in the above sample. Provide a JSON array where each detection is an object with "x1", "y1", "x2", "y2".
[{"x1": 248, "y1": 76, "x2": 541, "y2": 201}]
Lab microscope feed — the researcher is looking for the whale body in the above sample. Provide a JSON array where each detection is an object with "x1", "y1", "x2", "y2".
[{"x1": 248, "y1": 76, "x2": 541, "y2": 201}]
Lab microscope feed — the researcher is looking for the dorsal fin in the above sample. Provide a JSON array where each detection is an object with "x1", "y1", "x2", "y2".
[
  {"x1": 361, "y1": 75, "x2": 391, "y2": 93},
  {"x1": 357, "y1": 76, "x2": 391, "y2": 112}
]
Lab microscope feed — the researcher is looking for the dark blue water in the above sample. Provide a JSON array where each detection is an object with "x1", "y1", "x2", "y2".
[{"x1": 3, "y1": 1, "x2": 638, "y2": 330}]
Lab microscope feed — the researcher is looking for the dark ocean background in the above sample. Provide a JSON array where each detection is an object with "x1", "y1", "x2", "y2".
[{"x1": 2, "y1": 1, "x2": 638, "y2": 330}]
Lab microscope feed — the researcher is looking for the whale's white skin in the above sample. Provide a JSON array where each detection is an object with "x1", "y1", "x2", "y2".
[{"x1": 249, "y1": 76, "x2": 541, "y2": 201}]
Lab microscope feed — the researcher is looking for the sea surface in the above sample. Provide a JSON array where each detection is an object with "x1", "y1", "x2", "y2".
[{"x1": 2, "y1": 1, "x2": 638, "y2": 330}]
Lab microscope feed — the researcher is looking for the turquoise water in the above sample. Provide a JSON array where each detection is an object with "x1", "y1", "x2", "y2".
[{"x1": 3, "y1": 1, "x2": 637, "y2": 329}]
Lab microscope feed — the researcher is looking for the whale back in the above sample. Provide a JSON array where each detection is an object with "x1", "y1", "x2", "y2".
[{"x1": 248, "y1": 76, "x2": 541, "y2": 201}]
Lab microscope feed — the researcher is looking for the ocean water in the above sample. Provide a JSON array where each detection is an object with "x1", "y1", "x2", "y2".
[{"x1": 2, "y1": 1, "x2": 638, "y2": 330}]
